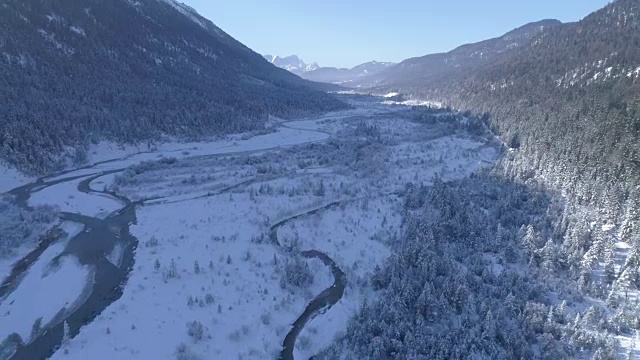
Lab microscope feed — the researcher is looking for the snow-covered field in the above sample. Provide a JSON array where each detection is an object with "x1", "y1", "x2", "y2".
[
  {"x1": 0, "y1": 222, "x2": 88, "y2": 344},
  {"x1": 1, "y1": 99, "x2": 498, "y2": 359},
  {"x1": 29, "y1": 177, "x2": 122, "y2": 219},
  {"x1": 0, "y1": 163, "x2": 31, "y2": 194}
]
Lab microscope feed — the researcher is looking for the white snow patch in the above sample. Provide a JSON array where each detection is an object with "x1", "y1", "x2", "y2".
[
  {"x1": 37, "y1": 29, "x2": 74, "y2": 55},
  {"x1": 602, "y1": 223, "x2": 615, "y2": 232},
  {"x1": 0, "y1": 255, "x2": 93, "y2": 344},
  {"x1": 45, "y1": 14, "x2": 64, "y2": 23},
  {"x1": 382, "y1": 99, "x2": 442, "y2": 108},
  {"x1": 29, "y1": 176, "x2": 121, "y2": 218},
  {"x1": 69, "y1": 26, "x2": 86, "y2": 37},
  {"x1": 106, "y1": 242, "x2": 124, "y2": 268},
  {"x1": 0, "y1": 162, "x2": 31, "y2": 193}
]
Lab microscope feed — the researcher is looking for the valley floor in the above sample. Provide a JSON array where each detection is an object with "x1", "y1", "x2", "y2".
[{"x1": 0, "y1": 96, "x2": 497, "y2": 359}]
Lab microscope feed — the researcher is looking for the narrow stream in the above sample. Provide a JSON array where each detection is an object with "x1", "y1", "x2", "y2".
[
  {"x1": 270, "y1": 203, "x2": 347, "y2": 360},
  {"x1": 1, "y1": 123, "x2": 343, "y2": 359},
  {"x1": 280, "y1": 251, "x2": 346, "y2": 360}
]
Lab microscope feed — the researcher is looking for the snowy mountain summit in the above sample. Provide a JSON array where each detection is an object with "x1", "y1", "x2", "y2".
[
  {"x1": 263, "y1": 54, "x2": 320, "y2": 75},
  {"x1": 264, "y1": 54, "x2": 395, "y2": 85}
]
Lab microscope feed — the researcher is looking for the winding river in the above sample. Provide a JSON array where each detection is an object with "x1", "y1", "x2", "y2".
[
  {"x1": 1, "y1": 170, "x2": 139, "y2": 360},
  {"x1": 1, "y1": 121, "x2": 349, "y2": 359},
  {"x1": 280, "y1": 250, "x2": 346, "y2": 360},
  {"x1": 269, "y1": 203, "x2": 347, "y2": 360}
]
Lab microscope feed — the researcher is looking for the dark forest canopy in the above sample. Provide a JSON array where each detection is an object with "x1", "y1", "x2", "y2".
[
  {"x1": 0, "y1": 0, "x2": 347, "y2": 174},
  {"x1": 361, "y1": 0, "x2": 639, "y2": 224},
  {"x1": 320, "y1": 1, "x2": 640, "y2": 357}
]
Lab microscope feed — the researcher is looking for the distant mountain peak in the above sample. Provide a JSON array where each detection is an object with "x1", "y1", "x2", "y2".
[
  {"x1": 298, "y1": 60, "x2": 396, "y2": 85},
  {"x1": 263, "y1": 54, "x2": 319, "y2": 75},
  {"x1": 349, "y1": 18, "x2": 565, "y2": 88}
]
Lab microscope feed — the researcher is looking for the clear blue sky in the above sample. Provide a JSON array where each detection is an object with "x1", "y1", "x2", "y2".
[{"x1": 181, "y1": 0, "x2": 611, "y2": 68}]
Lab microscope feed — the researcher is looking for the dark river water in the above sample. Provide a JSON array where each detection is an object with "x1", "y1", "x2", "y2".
[
  {"x1": 270, "y1": 203, "x2": 347, "y2": 360},
  {"x1": 1, "y1": 170, "x2": 138, "y2": 360},
  {"x1": 2, "y1": 161, "x2": 348, "y2": 360}
]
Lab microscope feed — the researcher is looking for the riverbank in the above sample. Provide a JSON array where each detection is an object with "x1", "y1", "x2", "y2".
[{"x1": 1, "y1": 96, "x2": 497, "y2": 359}]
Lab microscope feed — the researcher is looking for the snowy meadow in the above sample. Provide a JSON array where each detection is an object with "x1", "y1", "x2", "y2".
[{"x1": 0, "y1": 96, "x2": 497, "y2": 359}]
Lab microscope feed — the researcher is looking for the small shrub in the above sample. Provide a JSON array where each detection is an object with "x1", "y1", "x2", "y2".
[
  {"x1": 280, "y1": 255, "x2": 314, "y2": 290},
  {"x1": 175, "y1": 343, "x2": 201, "y2": 360},
  {"x1": 145, "y1": 236, "x2": 159, "y2": 247},
  {"x1": 228, "y1": 330, "x2": 241, "y2": 342},
  {"x1": 297, "y1": 335, "x2": 312, "y2": 350},
  {"x1": 205, "y1": 294, "x2": 214, "y2": 305},
  {"x1": 187, "y1": 320, "x2": 205, "y2": 342},
  {"x1": 260, "y1": 312, "x2": 271, "y2": 325}
]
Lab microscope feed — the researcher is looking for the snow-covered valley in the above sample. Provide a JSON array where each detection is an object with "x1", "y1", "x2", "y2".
[{"x1": 0, "y1": 96, "x2": 498, "y2": 359}]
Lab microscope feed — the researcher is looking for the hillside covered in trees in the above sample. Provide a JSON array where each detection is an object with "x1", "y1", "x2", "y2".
[
  {"x1": 353, "y1": 19, "x2": 562, "y2": 89},
  {"x1": 365, "y1": 0, "x2": 639, "y2": 213},
  {"x1": 0, "y1": 0, "x2": 346, "y2": 174},
  {"x1": 322, "y1": 0, "x2": 640, "y2": 357},
  {"x1": 362, "y1": 0, "x2": 640, "y2": 284}
]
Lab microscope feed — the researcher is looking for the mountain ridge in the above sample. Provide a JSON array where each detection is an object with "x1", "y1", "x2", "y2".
[
  {"x1": 263, "y1": 53, "x2": 395, "y2": 84},
  {"x1": 322, "y1": 1, "x2": 640, "y2": 358},
  {"x1": 303, "y1": 60, "x2": 395, "y2": 84},
  {"x1": 352, "y1": 19, "x2": 563, "y2": 88},
  {"x1": 0, "y1": 0, "x2": 346, "y2": 174},
  {"x1": 262, "y1": 54, "x2": 320, "y2": 75}
]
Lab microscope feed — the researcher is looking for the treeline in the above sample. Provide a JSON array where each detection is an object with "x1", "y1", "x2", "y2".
[
  {"x1": 334, "y1": 0, "x2": 640, "y2": 357},
  {"x1": 0, "y1": 0, "x2": 346, "y2": 174},
  {"x1": 398, "y1": 0, "x2": 639, "y2": 218},
  {"x1": 322, "y1": 175, "x2": 624, "y2": 359},
  {"x1": 0, "y1": 197, "x2": 59, "y2": 258},
  {"x1": 384, "y1": 0, "x2": 639, "y2": 305}
]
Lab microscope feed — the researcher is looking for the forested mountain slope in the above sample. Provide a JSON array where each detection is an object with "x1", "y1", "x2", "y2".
[
  {"x1": 0, "y1": 0, "x2": 346, "y2": 174},
  {"x1": 358, "y1": 0, "x2": 639, "y2": 243},
  {"x1": 353, "y1": 19, "x2": 562, "y2": 88},
  {"x1": 324, "y1": 1, "x2": 640, "y2": 358},
  {"x1": 380, "y1": 0, "x2": 640, "y2": 223}
]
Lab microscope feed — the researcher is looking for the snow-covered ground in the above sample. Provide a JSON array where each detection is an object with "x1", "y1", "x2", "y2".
[
  {"x1": 0, "y1": 222, "x2": 83, "y2": 292},
  {"x1": 54, "y1": 192, "x2": 336, "y2": 359},
  {"x1": 0, "y1": 221, "x2": 88, "y2": 344},
  {"x1": 29, "y1": 177, "x2": 122, "y2": 219},
  {"x1": 2, "y1": 100, "x2": 498, "y2": 359},
  {"x1": 283, "y1": 197, "x2": 399, "y2": 359},
  {"x1": 0, "y1": 162, "x2": 31, "y2": 194}
]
